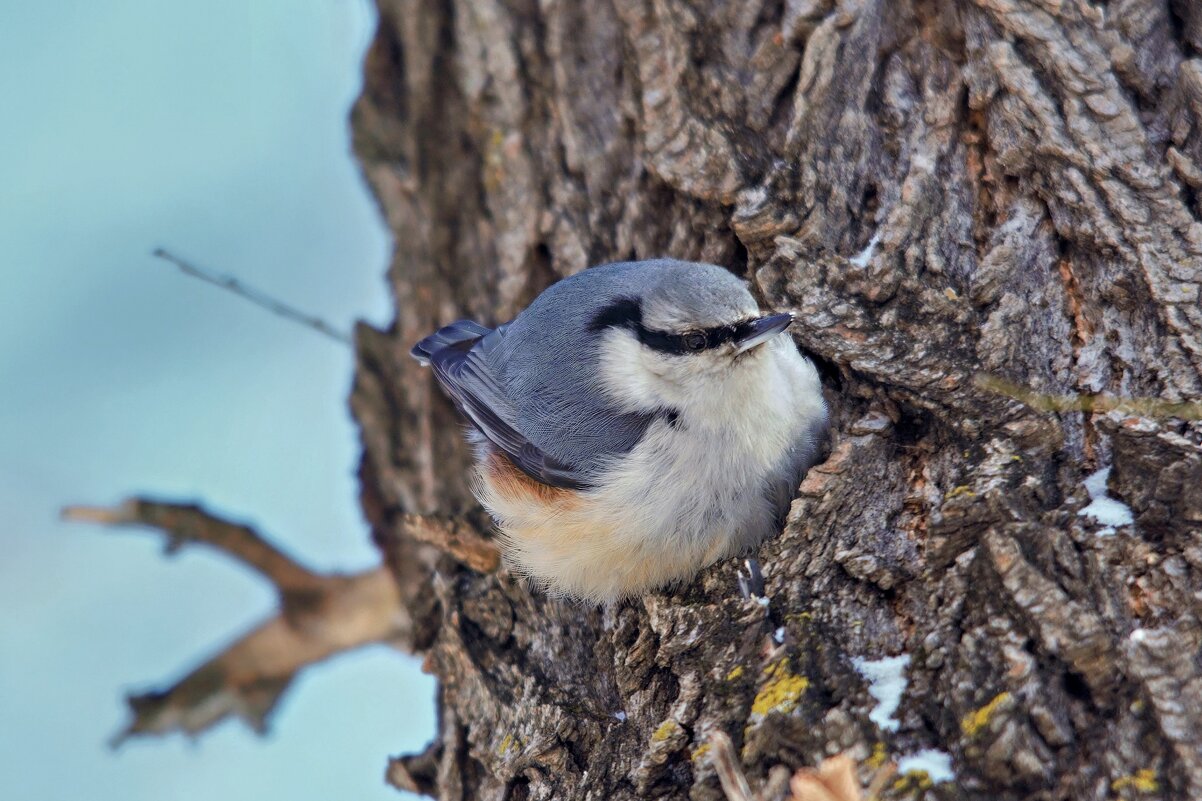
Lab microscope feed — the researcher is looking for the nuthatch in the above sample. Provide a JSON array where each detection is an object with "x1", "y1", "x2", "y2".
[{"x1": 412, "y1": 259, "x2": 828, "y2": 603}]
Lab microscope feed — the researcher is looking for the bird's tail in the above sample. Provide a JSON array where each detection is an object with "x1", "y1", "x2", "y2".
[{"x1": 410, "y1": 320, "x2": 493, "y2": 365}]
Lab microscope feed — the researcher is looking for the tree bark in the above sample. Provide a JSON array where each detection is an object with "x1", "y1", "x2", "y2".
[{"x1": 349, "y1": 0, "x2": 1202, "y2": 799}]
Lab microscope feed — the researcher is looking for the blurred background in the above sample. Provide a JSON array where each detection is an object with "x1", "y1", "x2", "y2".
[{"x1": 0, "y1": 1, "x2": 434, "y2": 799}]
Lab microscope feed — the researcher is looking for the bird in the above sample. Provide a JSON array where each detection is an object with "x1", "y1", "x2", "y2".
[{"x1": 411, "y1": 258, "x2": 828, "y2": 603}]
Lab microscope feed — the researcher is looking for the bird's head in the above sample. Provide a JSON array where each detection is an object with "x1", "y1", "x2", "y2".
[{"x1": 587, "y1": 263, "x2": 796, "y2": 415}]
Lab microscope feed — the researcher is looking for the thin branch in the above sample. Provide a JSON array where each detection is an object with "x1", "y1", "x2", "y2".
[
  {"x1": 64, "y1": 497, "x2": 411, "y2": 745},
  {"x1": 64, "y1": 499, "x2": 323, "y2": 595},
  {"x1": 152, "y1": 247, "x2": 352, "y2": 345},
  {"x1": 710, "y1": 731, "x2": 755, "y2": 801},
  {"x1": 399, "y1": 513, "x2": 500, "y2": 573},
  {"x1": 109, "y1": 566, "x2": 405, "y2": 746},
  {"x1": 974, "y1": 373, "x2": 1202, "y2": 421}
]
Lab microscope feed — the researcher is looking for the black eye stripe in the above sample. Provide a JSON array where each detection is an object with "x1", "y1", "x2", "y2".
[
  {"x1": 640, "y1": 328, "x2": 735, "y2": 354},
  {"x1": 588, "y1": 298, "x2": 753, "y2": 355}
]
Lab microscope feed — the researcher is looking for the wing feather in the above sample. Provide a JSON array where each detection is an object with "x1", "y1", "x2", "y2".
[{"x1": 425, "y1": 328, "x2": 590, "y2": 490}]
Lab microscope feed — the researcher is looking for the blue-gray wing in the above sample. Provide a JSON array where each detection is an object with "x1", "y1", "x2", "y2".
[{"x1": 416, "y1": 322, "x2": 590, "y2": 490}]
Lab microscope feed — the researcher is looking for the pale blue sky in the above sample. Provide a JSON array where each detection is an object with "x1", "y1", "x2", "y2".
[{"x1": 0, "y1": 2, "x2": 434, "y2": 799}]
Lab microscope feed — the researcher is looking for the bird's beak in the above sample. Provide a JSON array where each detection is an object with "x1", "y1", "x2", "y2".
[{"x1": 734, "y1": 312, "x2": 794, "y2": 354}]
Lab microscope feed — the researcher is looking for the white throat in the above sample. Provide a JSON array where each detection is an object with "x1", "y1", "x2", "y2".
[{"x1": 594, "y1": 328, "x2": 798, "y2": 427}]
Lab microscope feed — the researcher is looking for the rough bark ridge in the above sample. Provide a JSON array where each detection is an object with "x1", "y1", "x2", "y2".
[{"x1": 349, "y1": 0, "x2": 1202, "y2": 798}]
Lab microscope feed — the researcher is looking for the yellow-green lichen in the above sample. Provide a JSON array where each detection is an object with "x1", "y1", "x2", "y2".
[
  {"x1": 946, "y1": 485, "x2": 977, "y2": 500},
  {"x1": 652, "y1": 719, "x2": 682, "y2": 743},
  {"x1": 865, "y1": 741, "x2": 889, "y2": 769},
  {"x1": 497, "y1": 733, "x2": 522, "y2": 756},
  {"x1": 726, "y1": 666, "x2": 745, "y2": 681},
  {"x1": 960, "y1": 691, "x2": 1011, "y2": 737},
  {"x1": 1111, "y1": 769, "x2": 1159, "y2": 794},
  {"x1": 690, "y1": 743, "x2": 711, "y2": 763},
  {"x1": 893, "y1": 770, "x2": 935, "y2": 793},
  {"x1": 751, "y1": 659, "x2": 809, "y2": 717}
]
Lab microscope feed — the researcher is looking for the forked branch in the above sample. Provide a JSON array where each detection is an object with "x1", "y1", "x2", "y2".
[
  {"x1": 63, "y1": 498, "x2": 488, "y2": 745},
  {"x1": 65, "y1": 498, "x2": 323, "y2": 594}
]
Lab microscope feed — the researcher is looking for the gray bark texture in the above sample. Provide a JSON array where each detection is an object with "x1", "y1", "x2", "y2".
[{"x1": 348, "y1": 0, "x2": 1202, "y2": 798}]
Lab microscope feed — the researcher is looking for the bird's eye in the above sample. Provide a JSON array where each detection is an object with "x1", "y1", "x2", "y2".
[{"x1": 683, "y1": 332, "x2": 707, "y2": 351}]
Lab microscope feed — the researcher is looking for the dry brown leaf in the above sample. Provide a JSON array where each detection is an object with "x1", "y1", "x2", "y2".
[{"x1": 788, "y1": 754, "x2": 895, "y2": 801}]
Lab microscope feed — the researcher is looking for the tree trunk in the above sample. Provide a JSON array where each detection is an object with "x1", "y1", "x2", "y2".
[{"x1": 348, "y1": 0, "x2": 1202, "y2": 798}]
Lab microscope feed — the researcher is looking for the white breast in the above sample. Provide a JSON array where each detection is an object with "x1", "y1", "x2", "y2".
[{"x1": 475, "y1": 336, "x2": 826, "y2": 603}]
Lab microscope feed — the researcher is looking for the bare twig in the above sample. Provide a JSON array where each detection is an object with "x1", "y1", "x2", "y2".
[
  {"x1": 64, "y1": 499, "x2": 323, "y2": 595},
  {"x1": 710, "y1": 731, "x2": 755, "y2": 801},
  {"x1": 974, "y1": 373, "x2": 1202, "y2": 421},
  {"x1": 152, "y1": 247, "x2": 352, "y2": 345},
  {"x1": 64, "y1": 496, "x2": 495, "y2": 745},
  {"x1": 64, "y1": 497, "x2": 412, "y2": 745},
  {"x1": 109, "y1": 565, "x2": 404, "y2": 747},
  {"x1": 399, "y1": 513, "x2": 500, "y2": 573}
]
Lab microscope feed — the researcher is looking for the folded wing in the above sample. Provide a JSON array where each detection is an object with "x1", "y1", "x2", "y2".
[{"x1": 412, "y1": 321, "x2": 591, "y2": 490}]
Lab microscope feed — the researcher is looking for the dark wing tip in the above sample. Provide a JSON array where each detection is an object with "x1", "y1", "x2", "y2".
[{"x1": 411, "y1": 320, "x2": 492, "y2": 365}]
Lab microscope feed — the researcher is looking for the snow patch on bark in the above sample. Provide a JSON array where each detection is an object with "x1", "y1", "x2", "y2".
[
  {"x1": 852, "y1": 654, "x2": 910, "y2": 732},
  {"x1": 1079, "y1": 467, "x2": 1134, "y2": 536},
  {"x1": 849, "y1": 231, "x2": 882, "y2": 268}
]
